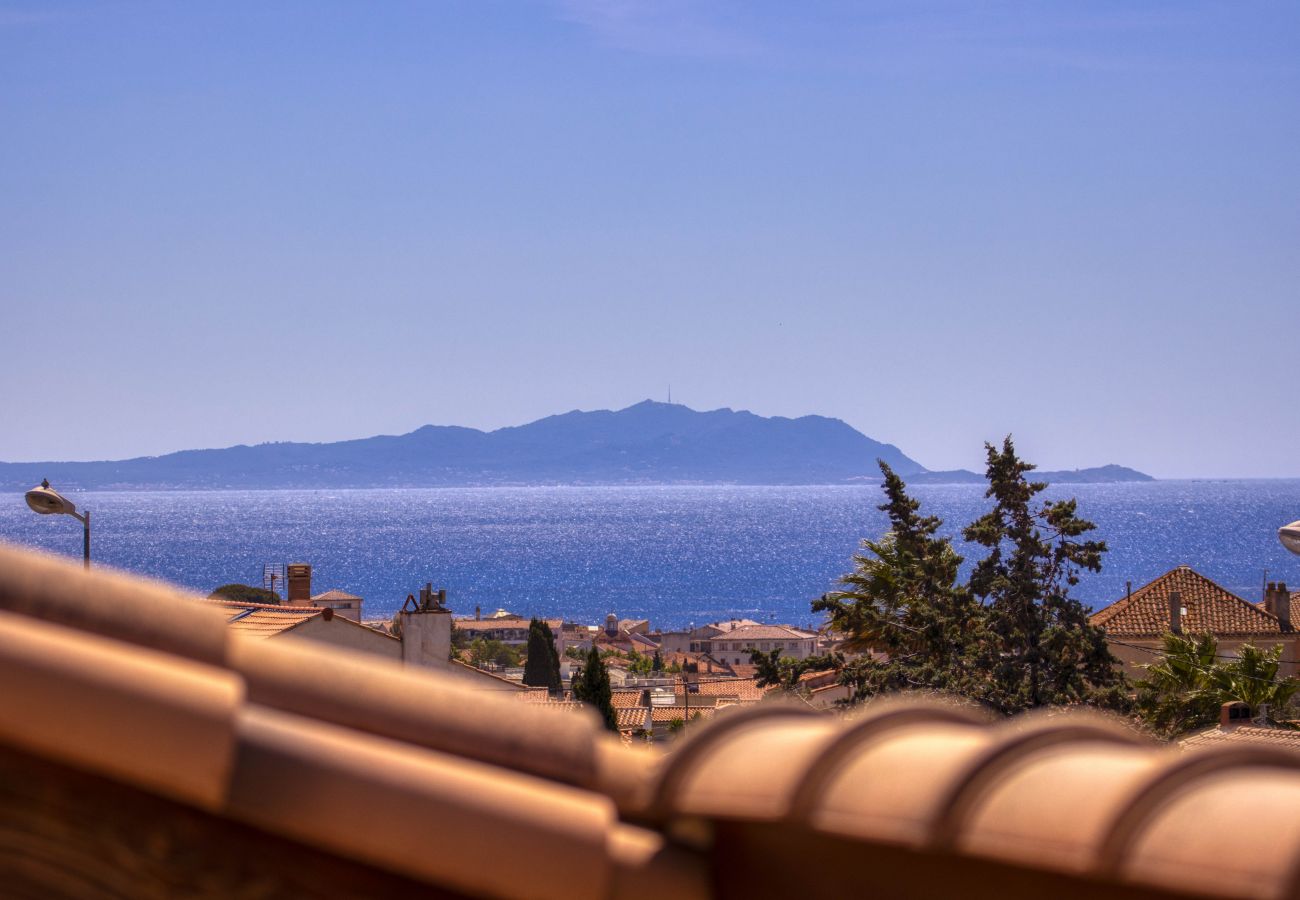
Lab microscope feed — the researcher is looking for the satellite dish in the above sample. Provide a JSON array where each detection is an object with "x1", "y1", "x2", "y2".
[{"x1": 1280, "y1": 520, "x2": 1300, "y2": 556}]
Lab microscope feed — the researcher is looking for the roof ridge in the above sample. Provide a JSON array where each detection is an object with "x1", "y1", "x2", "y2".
[{"x1": 1090, "y1": 564, "x2": 1281, "y2": 635}]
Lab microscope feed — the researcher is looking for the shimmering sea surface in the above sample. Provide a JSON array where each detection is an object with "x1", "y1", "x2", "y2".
[{"x1": 2, "y1": 482, "x2": 1299, "y2": 628}]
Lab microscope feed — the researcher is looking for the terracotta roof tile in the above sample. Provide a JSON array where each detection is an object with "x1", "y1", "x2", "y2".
[
  {"x1": 711, "y1": 624, "x2": 815, "y2": 642},
  {"x1": 1089, "y1": 565, "x2": 1282, "y2": 636},
  {"x1": 1179, "y1": 725, "x2": 1300, "y2": 750},
  {"x1": 311, "y1": 589, "x2": 361, "y2": 601},
  {"x1": 15, "y1": 544, "x2": 1300, "y2": 900},
  {"x1": 223, "y1": 607, "x2": 321, "y2": 638},
  {"x1": 692, "y1": 679, "x2": 764, "y2": 702}
]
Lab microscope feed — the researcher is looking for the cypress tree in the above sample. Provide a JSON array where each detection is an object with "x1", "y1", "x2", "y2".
[
  {"x1": 652, "y1": 649, "x2": 664, "y2": 672},
  {"x1": 539, "y1": 619, "x2": 562, "y2": 694},
  {"x1": 573, "y1": 646, "x2": 618, "y2": 732},
  {"x1": 523, "y1": 618, "x2": 554, "y2": 689},
  {"x1": 962, "y1": 437, "x2": 1125, "y2": 713}
]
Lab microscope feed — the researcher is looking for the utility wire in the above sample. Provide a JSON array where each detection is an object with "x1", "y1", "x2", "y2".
[{"x1": 1110, "y1": 638, "x2": 1300, "y2": 686}]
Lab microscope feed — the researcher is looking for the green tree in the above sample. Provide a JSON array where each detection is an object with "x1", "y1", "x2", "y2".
[
  {"x1": 573, "y1": 646, "x2": 618, "y2": 732},
  {"x1": 1133, "y1": 632, "x2": 1225, "y2": 737},
  {"x1": 523, "y1": 618, "x2": 562, "y2": 694},
  {"x1": 468, "y1": 638, "x2": 520, "y2": 669},
  {"x1": 750, "y1": 648, "x2": 842, "y2": 691},
  {"x1": 210, "y1": 583, "x2": 281, "y2": 605},
  {"x1": 1207, "y1": 643, "x2": 1299, "y2": 725},
  {"x1": 1134, "y1": 634, "x2": 1299, "y2": 736},
  {"x1": 652, "y1": 649, "x2": 664, "y2": 672},
  {"x1": 449, "y1": 620, "x2": 467, "y2": 649},
  {"x1": 813, "y1": 461, "x2": 976, "y2": 697},
  {"x1": 962, "y1": 437, "x2": 1125, "y2": 714},
  {"x1": 626, "y1": 649, "x2": 655, "y2": 675}
]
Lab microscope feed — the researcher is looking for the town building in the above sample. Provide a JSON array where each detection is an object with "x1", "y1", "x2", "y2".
[
  {"x1": 309, "y1": 588, "x2": 363, "y2": 622},
  {"x1": 702, "y1": 623, "x2": 818, "y2": 666},
  {"x1": 452, "y1": 609, "x2": 565, "y2": 648},
  {"x1": 1088, "y1": 565, "x2": 1298, "y2": 678},
  {"x1": 279, "y1": 563, "x2": 366, "y2": 621},
  {"x1": 211, "y1": 600, "x2": 401, "y2": 661}
]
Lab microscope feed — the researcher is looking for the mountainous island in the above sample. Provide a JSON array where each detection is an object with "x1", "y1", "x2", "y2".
[{"x1": 0, "y1": 401, "x2": 1152, "y2": 490}]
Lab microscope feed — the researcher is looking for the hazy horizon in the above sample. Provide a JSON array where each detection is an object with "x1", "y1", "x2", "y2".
[{"x1": 3, "y1": 2, "x2": 1297, "y2": 479}]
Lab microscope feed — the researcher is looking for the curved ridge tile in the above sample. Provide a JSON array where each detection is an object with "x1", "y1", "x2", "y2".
[
  {"x1": 787, "y1": 698, "x2": 989, "y2": 822},
  {"x1": 785, "y1": 699, "x2": 991, "y2": 845},
  {"x1": 1093, "y1": 749, "x2": 1300, "y2": 898},
  {"x1": 927, "y1": 715, "x2": 1145, "y2": 851},
  {"x1": 648, "y1": 705, "x2": 822, "y2": 822},
  {"x1": 953, "y1": 740, "x2": 1165, "y2": 873},
  {"x1": 1113, "y1": 766, "x2": 1300, "y2": 899},
  {"x1": 801, "y1": 719, "x2": 994, "y2": 846}
]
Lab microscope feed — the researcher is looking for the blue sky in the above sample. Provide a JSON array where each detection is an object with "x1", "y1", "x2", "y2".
[{"x1": 1, "y1": 1, "x2": 1296, "y2": 477}]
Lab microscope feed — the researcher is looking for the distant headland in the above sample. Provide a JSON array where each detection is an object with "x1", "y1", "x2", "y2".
[{"x1": 0, "y1": 401, "x2": 1152, "y2": 490}]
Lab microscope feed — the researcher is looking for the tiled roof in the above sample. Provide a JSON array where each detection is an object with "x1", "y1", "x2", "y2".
[
  {"x1": 615, "y1": 707, "x2": 720, "y2": 731},
  {"x1": 611, "y1": 690, "x2": 645, "y2": 709},
  {"x1": 616, "y1": 708, "x2": 648, "y2": 730},
  {"x1": 311, "y1": 589, "x2": 361, "y2": 601},
  {"x1": 13, "y1": 543, "x2": 1300, "y2": 899},
  {"x1": 1089, "y1": 565, "x2": 1283, "y2": 636},
  {"x1": 692, "y1": 679, "x2": 764, "y2": 703},
  {"x1": 453, "y1": 617, "x2": 561, "y2": 632},
  {"x1": 1180, "y1": 725, "x2": 1300, "y2": 750},
  {"x1": 709, "y1": 618, "x2": 762, "y2": 632},
  {"x1": 205, "y1": 600, "x2": 322, "y2": 639},
  {"x1": 711, "y1": 624, "x2": 814, "y2": 643}
]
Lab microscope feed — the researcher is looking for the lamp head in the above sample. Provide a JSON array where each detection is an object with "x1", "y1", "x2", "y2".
[
  {"x1": 1280, "y1": 521, "x2": 1300, "y2": 556},
  {"x1": 25, "y1": 481, "x2": 76, "y2": 517}
]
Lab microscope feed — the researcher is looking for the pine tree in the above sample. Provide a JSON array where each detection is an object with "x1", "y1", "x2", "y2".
[
  {"x1": 573, "y1": 646, "x2": 618, "y2": 731},
  {"x1": 962, "y1": 437, "x2": 1125, "y2": 713},
  {"x1": 814, "y1": 460, "x2": 976, "y2": 696}
]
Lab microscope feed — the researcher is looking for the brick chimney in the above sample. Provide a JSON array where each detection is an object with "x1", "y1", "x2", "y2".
[
  {"x1": 1169, "y1": 590, "x2": 1182, "y2": 634},
  {"x1": 1221, "y1": 700, "x2": 1251, "y2": 729},
  {"x1": 286, "y1": 564, "x2": 311, "y2": 604},
  {"x1": 1265, "y1": 581, "x2": 1292, "y2": 632}
]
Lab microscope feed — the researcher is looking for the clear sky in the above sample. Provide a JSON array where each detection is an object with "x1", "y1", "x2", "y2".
[{"x1": 2, "y1": 1, "x2": 1297, "y2": 478}]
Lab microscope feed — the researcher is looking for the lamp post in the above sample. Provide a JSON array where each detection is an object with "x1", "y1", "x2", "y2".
[
  {"x1": 1281, "y1": 521, "x2": 1300, "y2": 557},
  {"x1": 25, "y1": 479, "x2": 90, "y2": 569}
]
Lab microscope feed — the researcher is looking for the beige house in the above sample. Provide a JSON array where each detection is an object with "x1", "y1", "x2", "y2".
[
  {"x1": 215, "y1": 601, "x2": 402, "y2": 661},
  {"x1": 309, "y1": 588, "x2": 363, "y2": 622},
  {"x1": 1088, "y1": 565, "x2": 1298, "y2": 679},
  {"x1": 704, "y1": 624, "x2": 818, "y2": 666}
]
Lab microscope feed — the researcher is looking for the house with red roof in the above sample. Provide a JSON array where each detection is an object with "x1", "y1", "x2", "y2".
[{"x1": 1088, "y1": 565, "x2": 1298, "y2": 678}]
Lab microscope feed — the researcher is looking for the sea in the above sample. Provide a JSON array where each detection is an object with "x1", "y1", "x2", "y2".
[{"x1": 2, "y1": 481, "x2": 1299, "y2": 629}]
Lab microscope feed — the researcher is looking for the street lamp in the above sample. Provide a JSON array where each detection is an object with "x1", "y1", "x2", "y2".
[
  {"x1": 1282, "y1": 521, "x2": 1300, "y2": 557},
  {"x1": 25, "y1": 479, "x2": 90, "y2": 569}
]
